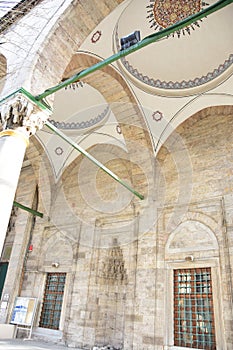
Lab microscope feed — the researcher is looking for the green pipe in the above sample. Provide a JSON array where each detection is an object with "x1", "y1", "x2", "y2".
[
  {"x1": 45, "y1": 120, "x2": 144, "y2": 200},
  {"x1": 13, "y1": 201, "x2": 44, "y2": 218},
  {"x1": 35, "y1": 0, "x2": 233, "y2": 101}
]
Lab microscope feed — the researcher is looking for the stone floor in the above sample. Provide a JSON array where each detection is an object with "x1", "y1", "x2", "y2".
[
  {"x1": 0, "y1": 339, "x2": 82, "y2": 350},
  {"x1": 0, "y1": 339, "x2": 120, "y2": 350}
]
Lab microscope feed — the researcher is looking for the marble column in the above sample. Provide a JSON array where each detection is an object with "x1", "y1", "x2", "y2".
[{"x1": 0, "y1": 93, "x2": 48, "y2": 256}]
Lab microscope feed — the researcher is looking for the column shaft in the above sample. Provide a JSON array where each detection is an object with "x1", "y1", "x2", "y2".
[{"x1": 0, "y1": 131, "x2": 28, "y2": 256}]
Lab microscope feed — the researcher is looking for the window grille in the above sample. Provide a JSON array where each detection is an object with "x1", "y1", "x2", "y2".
[
  {"x1": 39, "y1": 273, "x2": 66, "y2": 330},
  {"x1": 174, "y1": 268, "x2": 216, "y2": 349}
]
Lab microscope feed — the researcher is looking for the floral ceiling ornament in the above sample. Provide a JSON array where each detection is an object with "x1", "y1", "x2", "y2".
[
  {"x1": 152, "y1": 110, "x2": 163, "y2": 121},
  {"x1": 147, "y1": 0, "x2": 209, "y2": 37},
  {"x1": 49, "y1": 106, "x2": 109, "y2": 131},
  {"x1": 55, "y1": 146, "x2": 63, "y2": 156},
  {"x1": 91, "y1": 30, "x2": 102, "y2": 43}
]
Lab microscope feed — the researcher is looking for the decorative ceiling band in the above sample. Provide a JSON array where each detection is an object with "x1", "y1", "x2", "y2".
[
  {"x1": 48, "y1": 106, "x2": 110, "y2": 130},
  {"x1": 121, "y1": 54, "x2": 233, "y2": 90},
  {"x1": 115, "y1": 28, "x2": 232, "y2": 90}
]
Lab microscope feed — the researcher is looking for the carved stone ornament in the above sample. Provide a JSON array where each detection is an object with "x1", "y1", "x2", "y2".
[
  {"x1": 100, "y1": 244, "x2": 127, "y2": 284},
  {"x1": 0, "y1": 94, "x2": 48, "y2": 136}
]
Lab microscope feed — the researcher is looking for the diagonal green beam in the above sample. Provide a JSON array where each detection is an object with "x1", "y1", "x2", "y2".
[
  {"x1": 35, "y1": 0, "x2": 233, "y2": 101},
  {"x1": 45, "y1": 120, "x2": 144, "y2": 200},
  {"x1": 13, "y1": 201, "x2": 44, "y2": 218}
]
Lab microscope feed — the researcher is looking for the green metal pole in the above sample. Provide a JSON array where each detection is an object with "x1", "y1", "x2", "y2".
[
  {"x1": 13, "y1": 201, "x2": 44, "y2": 218},
  {"x1": 45, "y1": 121, "x2": 144, "y2": 200},
  {"x1": 35, "y1": 0, "x2": 233, "y2": 101}
]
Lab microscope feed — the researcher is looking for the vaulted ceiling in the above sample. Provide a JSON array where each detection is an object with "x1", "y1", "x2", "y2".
[
  {"x1": 0, "y1": 0, "x2": 232, "y2": 182},
  {"x1": 35, "y1": 0, "x2": 233, "y2": 180}
]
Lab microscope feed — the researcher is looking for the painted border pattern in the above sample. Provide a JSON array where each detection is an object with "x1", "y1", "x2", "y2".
[
  {"x1": 48, "y1": 106, "x2": 109, "y2": 130},
  {"x1": 115, "y1": 30, "x2": 233, "y2": 90},
  {"x1": 121, "y1": 54, "x2": 233, "y2": 90}
]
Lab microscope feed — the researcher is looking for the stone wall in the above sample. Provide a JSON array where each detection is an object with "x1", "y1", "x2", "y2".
[
  {"x1": 2, "y1": 105, "x2": 233, "y2": 349},
  {"x1": 156, "y1": 105, "x2": 233, "y2": 350}
]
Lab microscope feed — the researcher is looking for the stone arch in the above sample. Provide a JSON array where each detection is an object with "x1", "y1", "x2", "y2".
[
  {"x1": 165, "y1": 213, "x2": 220, "y2": 262},
  {"x1": 156, "y1": 97, "x2": 233, "y2": 153},
  {"x1": 29, "y1": 0, "x2": 124, "y2": 96},
  {"x1": 40, "y1": 230, "x2": 73, "y2": 270},
  {"x1": 25, "y1": 135, "x2": 54, "y2": 216},
  {"x1": 62, "y1": 52, "x2": 153, "y2": 153},
  {"x1": 183, "y1": 211, "x2": 220, "y2": 236},
  {"x1": 29, "y1": 51, "x2": 155, "y2": 223},
  {"x1": 61, "y1": 142, "x2": 146, "y2": 238},
  {"x1": 176, "y1": 104, "x2": 233, "y2": 132},
  {"x1": 157, "y1": 105, "x2": 233, "y2": 207},
  {"x1": 61, "y1": 52, "x2": 154, "y2": 198},
  {"x1": 166, "y1": 219, "x2": 219, "y2": 254},
  {"x1": 0, "y1": 53, "x2": 7, "y2": 93},
  {"x1": 27, "y1": 44, "x2": 155, "y2": 214}
]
